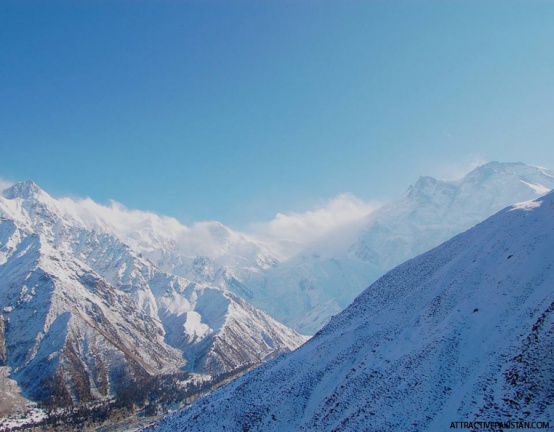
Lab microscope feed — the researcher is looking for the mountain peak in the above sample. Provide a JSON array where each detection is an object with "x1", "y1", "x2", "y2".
[
  {"x1": 464, "y1": 161, "x2": 530, "y2": 179},
  {"x1": 413, "y1": 175, "x2": 438, "y2": 188},
  {"x1": 406, "y1": 175, "x2": 448, "y2": 200},
  {"x1": 204, "y1": 221, "x2": 232, "y2": 241},
  {"x1": 2, "y1": 180, "x2": 46, "y2": 200},
  {"x1": 407, "y1": 162, "x2": 548, "y2": 197}
]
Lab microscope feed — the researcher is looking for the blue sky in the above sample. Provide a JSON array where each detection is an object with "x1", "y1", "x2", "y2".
[{"x1": 1, "y1": 1, "x2": 553, "y2": 228}]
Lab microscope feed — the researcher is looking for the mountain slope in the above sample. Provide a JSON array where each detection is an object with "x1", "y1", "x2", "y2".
[
  {"x1": 0, "y1": 182, "x2": 305, "y2": 406},
  {"x1": 0, "y1": 230, "x2": 183, "y2": 405},
  {"x1": 151, "y1": 191, "x2": 554, "y2": 431}
]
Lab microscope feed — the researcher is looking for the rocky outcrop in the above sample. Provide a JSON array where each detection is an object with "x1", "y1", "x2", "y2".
[{"x1": 0, "y1": 315, "x2": 6, "y2": 366}]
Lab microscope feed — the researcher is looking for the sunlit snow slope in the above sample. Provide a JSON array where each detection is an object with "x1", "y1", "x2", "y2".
[{"x1": 152, "y1": 190, "x2": 554, "y2": 432}]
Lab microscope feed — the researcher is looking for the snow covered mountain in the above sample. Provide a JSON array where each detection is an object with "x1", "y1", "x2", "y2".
[
  {"x1": 0, "y1": 181, "x2": 305, "y2": 406},
  {"x1": 151, "y1": 189, "x2": 554, "y2": 432},
  {"x1": 252, "y1": 161, "x2": 554, "y2": 334},
  {"x1": 7, "y1": 162, "x2": 549, "y2": 339},
  {"x1": 0, "y1": 230, "x2": 183, "y2": 405},
  {"x1": 353, "y1": 161, "x2": 554, "y2": 270}
]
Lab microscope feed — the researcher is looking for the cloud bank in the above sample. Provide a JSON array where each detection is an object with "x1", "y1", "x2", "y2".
[
  {"x1": 2, "y1": 176, "x2": 379, "y2": 262},
  {"x1": 56, "y1": 192, "x2": 379, "y2": 261},
  {"x1": 251, "y1": 193, "x2": 381, "y2": 257},
  {"x1": 58, "y1": 197, "x2": 189, "y2": 248},
  {"x1": 57, "y1": 197, "x2": 270, "y2": 262}
]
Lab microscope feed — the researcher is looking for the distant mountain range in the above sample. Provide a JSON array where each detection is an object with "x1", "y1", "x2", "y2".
[
  {"x1": 187, "y1": 161, "x2": 554, "y2": 334},
  {"x1": 55, "y1": 161, "x2": 554, "y2": 335},
  {"x1": 278, "y1": 161, "x2": 554, "y2": 333},
  {"x1": 151, "y1": 186, "x2": 554, "y2": 432},
  {"x1": 0, "y1": 161, "x2": 552, "y2": 413}
]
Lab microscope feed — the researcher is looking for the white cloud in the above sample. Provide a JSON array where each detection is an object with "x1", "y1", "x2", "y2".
[
  {"x1": 59, "y1": 192, "x2": 380, "y2": 260},
  {"x1": 57, "y1": 197, "x2": 263, "y2": 260},
  {"x1": 9, "y1": 184, "x2": 379, "y2": 262},
  {"x1": 58, "y1": 197, "x2": 190, "y2": 250},
  {"x1": 251, "y1": 193, "x2": 380, "y2": 257},
  {"x1": 0, "y1": 178, "x2": 14, "y2": 193},
  {"x1": 431, "y1": 155, "x2": 489, "y2": 181}
]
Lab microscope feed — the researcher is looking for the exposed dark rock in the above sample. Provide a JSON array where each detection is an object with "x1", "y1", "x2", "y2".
[{"x1": 0, "y1": 315, "x2": 6, "y2": 366}]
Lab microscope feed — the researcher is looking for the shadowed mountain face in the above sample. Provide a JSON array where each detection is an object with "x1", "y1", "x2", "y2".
[
  {"x1": 0, "y1": 316, "x2": 6, "y2": 366},
  {"x1": 0, "y1": 182, "x2": 305, "y2": 406},
  {"x1": 152, "y1": 191, "x2": 554, "y2": 432}
]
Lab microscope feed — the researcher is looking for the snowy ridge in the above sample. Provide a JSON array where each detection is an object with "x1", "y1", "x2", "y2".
[
  {"x1": 150, "y1": 190, "x2": 554, "y2": 431},
  {"x1": 0, "y1": 181, "x2": 306, "y2": 406}
]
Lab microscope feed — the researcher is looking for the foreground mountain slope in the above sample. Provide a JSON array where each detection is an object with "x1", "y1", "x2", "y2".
[
  {"x1": 0, "y1": 182, "x2": 305, "y2": 406},
  {"x1": 152, "y1": 191, "x2": 554, "y2": 431}
]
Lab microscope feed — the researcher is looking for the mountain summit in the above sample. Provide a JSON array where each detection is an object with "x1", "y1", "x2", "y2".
[
  {"x1": 2, "y1": 180, "x2": 43, "y2": 200},
  {"x1": 354, "y1": 161, "x2": 554, "y2": 270}
]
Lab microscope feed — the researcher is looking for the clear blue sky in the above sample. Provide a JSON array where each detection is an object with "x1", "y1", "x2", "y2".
[{"x1": 1, "y1": 0, "x2": 553, "y2": 228}]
